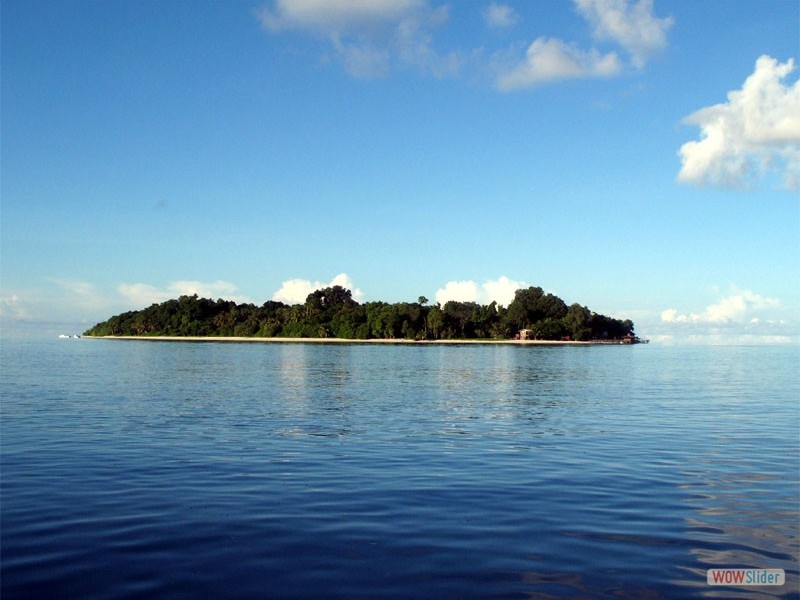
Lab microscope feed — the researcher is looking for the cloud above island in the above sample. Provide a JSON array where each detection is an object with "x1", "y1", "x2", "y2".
[
  {"x1": 435, "y1": 276, "x2": 528, "y2": 307},
  {"x1": 677, "y1": 55, "x2": 800, "y2": 190},
  {"x1": 118, "y1": 280, "x2": 251, "y2": 307},
  {"x1": 272, "y1": 273, "x2": 365, "y2": 304}
]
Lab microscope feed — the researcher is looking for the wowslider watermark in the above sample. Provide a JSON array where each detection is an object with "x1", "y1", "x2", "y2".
[{"x1": 707, "y1": 568, "x2": 785, "y2": 586}]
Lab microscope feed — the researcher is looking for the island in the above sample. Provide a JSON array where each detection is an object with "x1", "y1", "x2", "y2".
[{"x1": 84, "y1": 285, "x2": 647, "y2": 344}]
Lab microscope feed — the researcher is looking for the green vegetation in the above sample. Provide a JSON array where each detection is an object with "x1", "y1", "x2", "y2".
[{"x1": 84, "y1": 286, "x2": 634, "y2": 341}]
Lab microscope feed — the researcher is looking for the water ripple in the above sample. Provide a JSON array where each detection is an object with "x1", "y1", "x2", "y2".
[{"x1": 1, "y1": 341, "x2": 798, "y2": 599}]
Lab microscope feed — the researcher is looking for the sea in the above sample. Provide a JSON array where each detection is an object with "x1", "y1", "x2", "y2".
[{"x1": 1, "y1": 338, "x2": 798, "y2": 599}]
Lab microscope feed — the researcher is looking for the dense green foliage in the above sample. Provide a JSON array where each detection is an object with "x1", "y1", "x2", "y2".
[{"x1": 84, "y1": 286, "x2": 634, "y2": 341}]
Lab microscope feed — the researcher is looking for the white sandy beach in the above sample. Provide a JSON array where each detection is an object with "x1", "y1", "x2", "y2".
[{"x1": 86, "y1": 336, "x2": 591, "y2": 345}]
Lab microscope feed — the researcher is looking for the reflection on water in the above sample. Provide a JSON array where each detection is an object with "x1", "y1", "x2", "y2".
[
  {"x1": 274, "y1": 344, "x2": 361, "y2": 439},
  {"x1": 1, "y1": 340, "x2": 798, "y2": 599},
  {"x1": 669, "y1": 347, "x2": 800, "y2": 599},
  {"x1": 677, "y1": 465, "x2": 799, "y2": 598}
]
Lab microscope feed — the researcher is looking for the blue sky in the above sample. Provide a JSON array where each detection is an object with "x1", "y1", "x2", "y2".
[{"x1": 2, "y1": 0, "x2": 798, "y2": 342}]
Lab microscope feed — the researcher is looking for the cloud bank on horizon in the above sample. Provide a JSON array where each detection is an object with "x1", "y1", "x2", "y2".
[
  {"x1": 657, "y1": 288, "x2": 791, "y2": 343},
  {"x1": 111, "y1": 273, "x2": 526, "y2": 309},
  {"x1": 2, "y1": 272, "x2": 793, "y2": 345},
  {"x1": 118, "y1": 281, "x2": 252, "y2": 307},
  {"x1": 661, "y1": 289, "x2": 781, "y2": 325},
  {"x1": 0, "y1": 273, "x2": 529, "y2": 323}
]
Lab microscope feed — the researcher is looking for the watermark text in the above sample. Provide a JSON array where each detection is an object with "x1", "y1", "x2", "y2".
[{"x1": 707, "y1": 569, "x2": 784, "y2": 586}]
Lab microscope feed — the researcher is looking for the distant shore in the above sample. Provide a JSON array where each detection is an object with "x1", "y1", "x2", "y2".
[{"x1": 85, "y1": 335, "x2": 600, "y2": 345}]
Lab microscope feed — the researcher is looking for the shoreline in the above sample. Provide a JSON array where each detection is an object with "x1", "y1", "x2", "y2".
[{"x1": 84, "y1": 335, "x2": 603, "y2": 346}]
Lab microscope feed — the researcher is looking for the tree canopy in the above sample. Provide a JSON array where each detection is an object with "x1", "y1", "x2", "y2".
[{"x1": 84, "y1": 285, "x2": 635, "y2": 341}]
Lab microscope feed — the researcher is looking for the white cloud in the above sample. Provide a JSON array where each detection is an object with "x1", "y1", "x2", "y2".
[
  {"x1": 573, "y1": 0, "x2": 673, "y2": 68},
  {"x1": 435, "y1": 276, "x2": 528, "y2": 306},
  {"x1": 0, "y1": 294, "x2": 29, "y2": 320},
  {"x1": 495, "y1": 37, "x2": 620, "y2": 90},
  {"x1": 51, "y1": 279, "x2": 100, "y2": 300},
  {"x1": 484, "y1": 3, "x2": 518, "y2": 29},
  {"x1": 678, "y1": 55, "x2": 800, "y2": 190},
  {"x1": 118, "y1": 280, "x2": 250, "y2": 307},
  {"x1": 272, "y1": 273, "x2": 364, "y2": 304},
  {"x1": 493, "y1": 0, "x2": 670, "y2": 91},
  {"x1": 258, "y1": 0, "x2": 459, "y2": 79},
  {"x1": 647, "y1": 333, "x2": 794, "y2": 346},
  {"x1": 260, "y1": 0, "x2": 670, "y2": 88},
  {"x1": 481, "y1": 276, "x2": 528, "y2": 306},
  {"x1": 0, "y1": 280, "x2": 114, "y2": 324},
  {"x1": 331, "y1": 39, "x2": 392, "y2": 78},
  {"x1": 0, "y1": 279, "x2": 116, "y2": 324},
  {"x1": 259, "y1": 0, "x2": 424, "y2": 33},
  {"x1": 435, "y1": 280, "x2": 480, "y2": 305},
  {"x1": 117, "y1": 283, "x2": 170, "y2": 307},
  {"x1": 48, "y1": 278, "x2": 111, "y2": 313},
  {"x1": 661, "y1": 290, "x2": 781, "y2": 325}
]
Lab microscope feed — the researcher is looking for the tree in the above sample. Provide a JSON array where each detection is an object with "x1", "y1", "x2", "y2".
[
  {"x1": 426, "y1": 306, "x2": 444, "y2": 339},
  {"x1": 505, "y1": 287, "x2": 545, "y2": 330},
  {"x1": 331, "y1": 305, "x2": 366, "y2": 339},
  {"x1": 538, "y1": 293, "x2": 568, "y2": 321},
  {"x1": 443, "y1": 301, "x2": 480, "y2": 338},
  {"x1": 589, "y1": 314, "x2": 633, "y2": 340},
  {"x1": 564, "y1": 303, "x2": 592, "y2": 341},
  {"x1": 473, "y1": 301, "x2": 499, "y2": 338},
  {"x1": 532, "y1": 317, "x2": 568, "y2": 340},
  {"x1": 377, "y1": 304, "x2": 401, "y2": 338},
  {"x1": 304, "y1": 285, "x2": 355, "y2": 319}
]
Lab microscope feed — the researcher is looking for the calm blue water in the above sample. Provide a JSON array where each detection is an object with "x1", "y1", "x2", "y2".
[{"x1": 1, "y1": 339, "x2": 798, "y2": 599}]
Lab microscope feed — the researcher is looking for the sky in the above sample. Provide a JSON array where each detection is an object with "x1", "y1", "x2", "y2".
[{"x1": 1, "y1": 0, "x2": 799, "y2": 343}]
